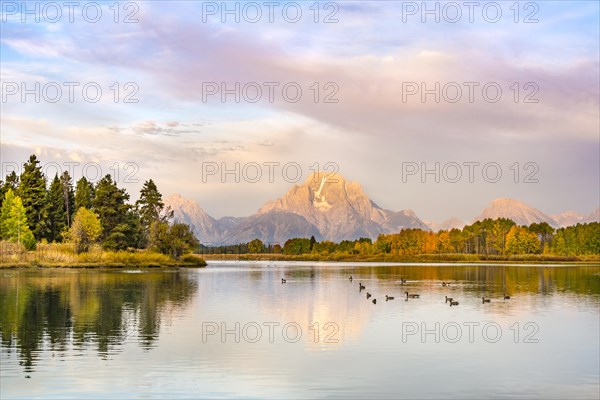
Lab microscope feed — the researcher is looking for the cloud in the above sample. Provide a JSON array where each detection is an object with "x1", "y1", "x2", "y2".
[
  {"x1": 1, "y1": 1, "x2": 598, "y2": 220},
  {"x1": 109, "y1": 120, "x2": 207, "y2": 137}
]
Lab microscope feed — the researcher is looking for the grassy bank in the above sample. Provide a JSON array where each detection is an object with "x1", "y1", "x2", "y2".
[
  {"x1": 201, "y1": 252, "x2": 600, "y2": 264},
  {"x1": 0, "y1": 242, "x2": 207, "y2": 269}
]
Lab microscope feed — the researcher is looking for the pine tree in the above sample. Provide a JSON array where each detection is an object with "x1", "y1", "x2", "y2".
[
  {"x1": 103, "y1": 209, "x2": 145, "y2": 251},
  {"x1": 18, "y1": 155, "x2": 48, "y2": 241},
  {"x1": 75, "y1": 176, "x2": 94, "y2": 211},
  {"x1": 92, "y1": 175, "x2": 131, "y2": 247},
  {"x1": 5, "y1": 171, "x2": 19, "y2": 191},
  {"x1": 1, "y1": 171, "x2": 20, "y2": 209},
  {"x1": 135, "y1": 179, "x2": 171, "y2": 228},
  {"x1": 60, "y1": 171, "x2": 75, "y2": 226},
  {"x1": 47, "y1": 175, "x2": 68, "y2": 242}
]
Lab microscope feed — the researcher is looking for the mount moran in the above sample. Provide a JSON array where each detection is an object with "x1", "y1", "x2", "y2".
[
  {"x1": 164, "y1": 172, "x2": 599, "y2": 244},
  {"x1": 165, "y1": 172, "x2": 427, "y2": 244}
]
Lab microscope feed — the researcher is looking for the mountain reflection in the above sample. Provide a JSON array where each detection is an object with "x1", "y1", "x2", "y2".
[
  {"x1": 0, "y1": 270, "x2": 197, "y2": 371},
  {"x1": 1, "y1": 264, "x2": 599, "y2": 374}
]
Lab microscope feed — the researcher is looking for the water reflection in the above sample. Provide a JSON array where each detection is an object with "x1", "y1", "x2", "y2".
[
  {"x1": 0, "y1": 270, "x2": 197, "y2": 371},
  {"x1": 0, "y1": 263, "x2": 598, "y2": 399}
]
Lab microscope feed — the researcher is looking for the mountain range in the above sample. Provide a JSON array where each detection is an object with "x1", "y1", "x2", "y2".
[
  {"x1": 474, "y1": 198, "x2": 599, "y2": 228},
  {"x1": 165, "y1": 172, "x2": 599, "y2": 244},
  {"x1": 166, "y1": 172, "x2": 427, "y2": 245}
]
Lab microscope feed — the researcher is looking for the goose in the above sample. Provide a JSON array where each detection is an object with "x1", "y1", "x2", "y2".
[
  {"x1": 442, "y1": 282, "x2": 447, "y2": 287},
  {"x1": 359, "y1": 283, "x2": 366, "y2": 290},
  {"x1": 445, "y1": 296, "x2": 453, "y2": 303},
  {"x1": 449, "y1": 301, "x2": 459, "y2": 306},
  {"x1": 349, "y1": 276, "x2": 353, "y2": 282},
  {"x1": 386, "y1": 295, "x2": 395, "y2": 301},
  {"x1": 405, "y1": 291, "x2": 420, "y2": 299},
  {"x1": 372, "y1": 298, "x2": 377, "y2": 304},
  {"x1": 503, "y1": 294, "x2": 511, "y2": 300},
  {"x1": 482, "y1": 297, "x2": 491, "y2": 303},
  {"x1": 281, "y1": 278, "x2": 286, "y2": 283},
  {"x1": 366, "y1": 292, "x2": 372, "y2": 299},
  {"x1": 400, "y1": 278, "x2": 407, "y2": 285}
]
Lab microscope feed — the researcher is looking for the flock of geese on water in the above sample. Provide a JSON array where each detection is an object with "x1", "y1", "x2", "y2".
[{"x1": 281, "y1": 276, "x2": 511, "y2": 306}]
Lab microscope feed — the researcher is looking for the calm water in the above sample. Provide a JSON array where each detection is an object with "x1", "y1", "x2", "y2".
[{"x1": 1, "y1": 262, "x2": 599, "y2": 399}]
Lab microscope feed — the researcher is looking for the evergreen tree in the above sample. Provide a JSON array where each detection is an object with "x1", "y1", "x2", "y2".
[
  {"x1": 135, "y1": 179, "x2": 172, "y2": 229},
  {"x1": 103, "y1": 209, "x2": 144, "y2": 251},
  {"x1": 18, "y1": 155, "x2": 49, "y2": 241},
  {"x1": 1, "y1": 171, "x2": 20, "y2": 209},
  {"x1": 92, "y1": 175, "x2": 131, "y2": 247},
  {"x1": 47, "y1": 175, "x2": 68, "y2": 242},
  {"x1": 74, "y1": 177, "x2": 94, "y2": 211},
  {"x1": 5, "y1": 171, "x2": 20, "y2": 191},
  {"x1": 124, "y1": 209, "x2": 145, "y2": 248},
  {"x1": 60, "y1": 171, "x2": 75, "y2": 226}
]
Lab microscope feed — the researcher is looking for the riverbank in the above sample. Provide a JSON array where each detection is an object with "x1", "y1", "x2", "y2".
[
  {"x1": 0, "y1": 260, "x2": 207, "y2": 269},
  {"x1": 200, "y1": 253, "x2": 600, "y2": 264},
  {"x1": 0, "y1": 243, "x2": 207, "y2": 269}
]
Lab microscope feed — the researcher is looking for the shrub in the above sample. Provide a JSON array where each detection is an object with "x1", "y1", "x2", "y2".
[{"x1": 181, "y1": 254, "x2": 207, "y2": 266}]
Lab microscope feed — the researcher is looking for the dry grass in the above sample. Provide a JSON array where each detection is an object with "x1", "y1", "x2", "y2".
[{"x1": 0, "y1": 241, "x2": 206, "y2": 268}]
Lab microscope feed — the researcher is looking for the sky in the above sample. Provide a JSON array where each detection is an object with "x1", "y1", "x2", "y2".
[{"x1": 1, "y1": 0, "x2": 599, "y2": 223}]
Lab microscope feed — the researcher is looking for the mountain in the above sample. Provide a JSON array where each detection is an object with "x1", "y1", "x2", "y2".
[
  {"x1": 550, "y1": 210, "x2": 586, "y2": 228},
  {"x1": 551, "y1": 208, "x2": 600, "y2": 227},
  {"x1": 426, "y1": 218, "x2": 465, "y2": 232},
  {"x1": 166, "y1": 183, "x2": 596, "y2": 245},
  {"x1": 166, "y1": 172, "x2": 428, "y2": 244},
  {"x1": 257, "y1": 171, "x2": 428, "y2": 242},
  {"x1": 585, "y1": 208, "x2": 600, "y2": 223},
  {"x1": 164, "y1": 194, "x2": 221, "y2": 242},
  {"x1": 473, "y1": 198, "x2": 558, "y2": 227},
  {"x1": 219, "y1": 211, "x2": 322, "y2": 245}
]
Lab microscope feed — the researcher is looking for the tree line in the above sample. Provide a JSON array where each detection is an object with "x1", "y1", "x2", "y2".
[
  {"x1": 4, "y1": 155, "x2": 595, "y2": 259},
  {"x1": 0, "y1": 155, "x2": 198, "y2": 258},
  {"x1": 205, "y1": 219, "x2": 599, "y2": 257}
]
